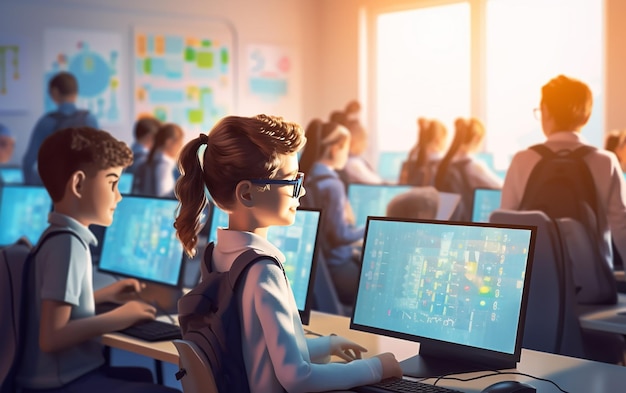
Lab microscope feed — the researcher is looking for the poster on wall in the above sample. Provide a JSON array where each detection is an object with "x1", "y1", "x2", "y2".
[
  {"x1": 0, "y1": 35, "x2": 29, "y2": 112},
  {"x1": 133, "y1": 26, "x2": 235, "y2": 137},
  {"x1": 245, "y1": 44, "x2": 296, "y2": 116},
  {"x1": 43, "y1": 28, "x2": 125, "y2": 125}
]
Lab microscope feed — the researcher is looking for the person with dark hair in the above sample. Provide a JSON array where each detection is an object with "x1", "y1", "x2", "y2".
[
  {"x1": 299, "y1": 120, "x2": 364, "y2": 306},
  {"x1": 126, "y1": 116, "x2": 162, "y2": 174},
  {"x1": 434, "y1": 117, "x2": 502, "y2": 221},
  {"x1": 132, "y1": 122, "x2": 184, "y2": 197},
  {"x1": 17, "y1": 127, "x2": 179, "y2": 393},
  {"x1": 22, "y1": 71, "x2": 98, "y2": 185},
  {"x1": 174, "y1": 114, "x2": 401, "y2": 393}
]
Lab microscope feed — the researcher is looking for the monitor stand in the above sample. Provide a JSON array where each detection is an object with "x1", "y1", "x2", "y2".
[{"x1": 400, "y1": 353, "x2": 516, "y2": 379}]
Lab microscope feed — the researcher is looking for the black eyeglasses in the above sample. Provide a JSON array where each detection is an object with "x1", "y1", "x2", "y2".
[{"x1": 249, "y1": 172, "x2": 304, "y2": 198}]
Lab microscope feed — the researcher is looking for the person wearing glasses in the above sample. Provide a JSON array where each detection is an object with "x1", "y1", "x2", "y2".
[
  {"x1": 501, "y1": 76, "x2": 626, "y2": 364},
  {"x1": 174, "y1": 114, "x2": 401, "y2": 393},
  {"x1": 298, "y1": 119, "x2": 366, "y2": 307}
]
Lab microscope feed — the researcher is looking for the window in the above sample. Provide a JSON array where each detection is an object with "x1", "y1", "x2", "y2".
[{"x1": 372, "y1": 0, "x2": 603, "y2": 173}]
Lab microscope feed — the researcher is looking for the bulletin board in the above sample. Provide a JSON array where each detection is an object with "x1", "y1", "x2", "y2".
[{"x1": 133, "y1": 24, "x2": 235, "y2": 136}]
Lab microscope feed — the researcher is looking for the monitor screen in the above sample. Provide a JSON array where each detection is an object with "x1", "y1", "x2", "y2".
[
  {"x1": 472, "y1": 188, "x2": 502, "y2": 223},
  {"x1": 98, "y1": 195, "x2": 184, "y2": 287},
  {"x1": 348, "y1": 183, "x2": 413, "y2": 228},
  {"x1": 118, "y1": 172, "x2": 133, "y2": 194},
  {"x1": 377, "y1": 151, "x2": 408, "y2": 183},
  {"x1": 206, "y1": 203, "x2": 321, "y2": 324},
  {"x1": 0, "y1": 167, "x2": 24, "y2": 184},
  {"x1": 351, "y1": 217, "x2": 535, "y2": 378},
  {"x1": 0, "y1": 185, "x2": 51, "y2": 245}
]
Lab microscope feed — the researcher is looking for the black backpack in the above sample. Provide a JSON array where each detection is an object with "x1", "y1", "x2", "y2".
[
  {"x1": 177, "y1": 243, "x2": 283, "y2": 393},
  {"x1": 0, "y1": 230, "x2": 82, "y2": 393},
  {"x1": 519, "y1": 145, "x2": 599, "y2": 225},
  {"x1": 519, "y1": 144, "x2": 617, "y2": 304}
]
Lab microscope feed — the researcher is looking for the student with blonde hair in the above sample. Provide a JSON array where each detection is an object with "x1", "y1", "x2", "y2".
[
  {"x1": 174, "y1": 114, "x2": 401, "y2": 393},
  {"x1": 434, "y1": 117, "x2": 502, "y2": 221},
  {"x1": 399, "y1": 117, "x2": 448, "y2": 186}
]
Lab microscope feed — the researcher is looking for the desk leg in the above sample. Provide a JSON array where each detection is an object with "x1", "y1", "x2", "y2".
[{"x1": 155, "y1": 359, "x2": 164, "y2": 385}]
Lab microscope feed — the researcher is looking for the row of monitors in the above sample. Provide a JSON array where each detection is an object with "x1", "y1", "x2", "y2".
[
  {"x1": 0, "y1": 181, "x2": 538, "y2": 376},
  {"x1": 0, "y1": 183, "x2": 505, "y2": 250},
  {"x1": 0, "y1": 184, "x2": 320, "y2": 324}
]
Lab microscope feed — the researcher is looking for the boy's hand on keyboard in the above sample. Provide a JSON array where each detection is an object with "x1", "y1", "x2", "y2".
[
  {"x1": 330, "y1": 335, "x2": 368, "y2": 362},
  {"x1": 375, "y1": 352, "x2": 402, "y2": 380},
  {"x1": 109, "y1": 300, "x2": 157, "y2": 329}
]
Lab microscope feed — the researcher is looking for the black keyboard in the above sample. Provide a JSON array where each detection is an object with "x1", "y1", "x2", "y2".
[
  {"x1": 355, "y1": 378, "x2": 463, "y2": 393},
  {"x1": 118, "y1": 319, "x2": 182, "y2": 342}
]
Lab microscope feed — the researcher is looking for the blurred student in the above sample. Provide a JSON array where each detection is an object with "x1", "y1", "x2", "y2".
[
  {"x1": 126, "y1": 116, "x2": 161, "y2": 174},
  {"x1": 299, "y1": 119, "x2": 364, "y2": 306},
  {"x1": 22, "y1": 72, "x2": 98, "y2": 185},
  {"x1": 386, "y1": 186, "x2": 440, "y2": 220},
  {"x1": 605, "y1": 129, "x2": 626, "y2": 172},
  {"x1": 17, "y1": 127, "x2": 179, "y2": 393},
  {"x1": 132, "y1": 123, "x2": 184, "y2": 197},
  {"x1": 502, "y1": 75, "x2": 626, "y2": 276},
  {"x1": 434, "y1": 117, "x2": 502, "y2": 221},
  {"x1": 0, "y1": 123, "x2": 15, "y2": 164},
  {"x1": 174, "y1": 114, "x2": 401, "y2": 393},
  {"x1": 340, "y1": 119, "x2": 384, "y2": 185},
  {"x1": 399, "y1": 117, "x2": 448, "y2": 186}
]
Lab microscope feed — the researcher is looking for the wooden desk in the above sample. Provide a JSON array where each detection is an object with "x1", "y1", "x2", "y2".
[{"x1": 103, "y1": 311, "x2": 626, "y2": 392}]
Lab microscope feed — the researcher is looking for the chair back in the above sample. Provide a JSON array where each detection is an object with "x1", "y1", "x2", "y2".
[
  {"x1": 173, "y1": 339, "x2": 219, "y2": 393},
  {"x1": 489, "y1": 209, "x2": 586, "y2": 358}
]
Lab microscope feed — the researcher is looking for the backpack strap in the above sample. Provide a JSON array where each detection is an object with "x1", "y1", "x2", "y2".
[
  {"x1": 530, "y1": 143, "x2": 596, "y2": 159},
  {"x1": 10, "y1": 230, "x2": 85, "y2": 392}
]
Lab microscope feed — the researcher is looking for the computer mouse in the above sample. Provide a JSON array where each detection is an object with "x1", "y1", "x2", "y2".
[{"x1": 480, "y1": 380, "x2": 536, "y2": 393}]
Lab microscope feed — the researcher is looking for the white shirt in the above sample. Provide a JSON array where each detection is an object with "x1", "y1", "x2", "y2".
[
  {"x1": 501, "y1": 131, "x2": 626, "y2": 268},
  {"x1": 212, "y1": 229, "x2": 382, "y2": 393}
]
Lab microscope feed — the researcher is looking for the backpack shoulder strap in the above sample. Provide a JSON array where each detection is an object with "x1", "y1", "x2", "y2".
[
  {"x1": 529, "y1": 144, "x2": 555, "y2": 158},
  {"x1": 33, "y1": 229, "x2": 86, "y2": 254},
  {"x1": 569, "y1": 145, "x2": 596, "y2": 158},
  {"x1": 227, "y1": 248, "x2": 283, "y2": 290}
]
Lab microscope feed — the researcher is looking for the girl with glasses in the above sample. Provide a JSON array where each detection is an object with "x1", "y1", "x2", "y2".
[{"x1": 174, "y1": 114, "x2": 401, "y2": 393}]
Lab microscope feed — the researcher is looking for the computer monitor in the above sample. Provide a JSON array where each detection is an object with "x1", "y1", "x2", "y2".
[
  {"x1": 97, "y1": 195, "x2": 184, "y2": 287},
  {"x1": 118, "y1": 172, "x2": 134, "y2": 194},
  {"x1": 347, "y1": 183, "x2": 413, "y2": 228},
  {"x1": 377, "y1": 151, "x2": 408, "y2": 183},
  {"x1": 0, "y1": 185, "x2": 52, "y2": 246},
  {"x1": 351, "y1": 217, "x2": 536, "y2": 378},
  {"x1": 0, "y1": 167, "x2": 24, "y2": 184},
  {"x1": 472, "y1": 188, "x2": 502, "y2": 223},
  {"x1": 206, "y1": 203, "x2": 321, "y2": 325}
]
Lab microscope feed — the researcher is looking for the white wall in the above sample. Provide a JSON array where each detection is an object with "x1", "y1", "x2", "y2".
[{"x1": 0, "y1": 0, "x2": 320, "y2": 165}]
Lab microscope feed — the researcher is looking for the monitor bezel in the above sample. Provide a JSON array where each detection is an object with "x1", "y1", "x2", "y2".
[
  {"x1": 349, "y1": 216, "x2": 536, "y2": 374},
  {"x1": 96, "y1": 194, "x2": 185, "y2": 289}
]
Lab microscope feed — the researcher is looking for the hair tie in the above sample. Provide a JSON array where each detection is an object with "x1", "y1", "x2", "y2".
[{"x1": 197, "y1": 133, "x2": 208, "y2": 170}]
